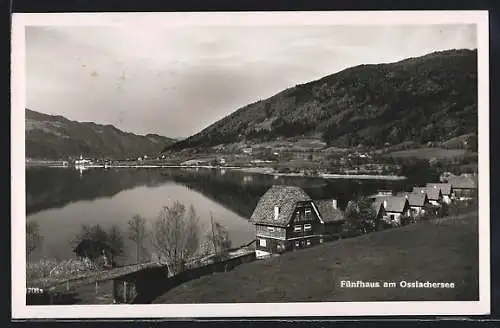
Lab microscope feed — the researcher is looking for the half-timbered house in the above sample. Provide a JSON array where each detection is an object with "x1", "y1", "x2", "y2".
[{"x1": 250, "y1": 185, "x2": 345, "y2": 258}]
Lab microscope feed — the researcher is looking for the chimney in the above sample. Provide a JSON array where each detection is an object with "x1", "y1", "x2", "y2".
[
  {"x1": 274, "y1": 206, "x2": 280, "y2": 220},
  {"x1": 332, "y1": 199, "x2": 338, "y2": 209}
]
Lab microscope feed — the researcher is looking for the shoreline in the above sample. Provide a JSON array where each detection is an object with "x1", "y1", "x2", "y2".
[{"x1": 26, "y1": 163, "x2": 406, "y2": 180}]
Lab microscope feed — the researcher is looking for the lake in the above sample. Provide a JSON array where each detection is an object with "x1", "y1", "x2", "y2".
[{"x1": 25, "y1": 167, "x2": 408, "y2": 264}]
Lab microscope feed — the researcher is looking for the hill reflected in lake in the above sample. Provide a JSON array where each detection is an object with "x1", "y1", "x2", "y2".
[
  {"x1": 25, "y1": 167, "x2": 407, "y2": 261},
  {"x1": 26, "y1": 167, "x2": 406, "y2": 218},
  {"x1": 26, "y1": 168, "x2": 171, "y2": 215}
]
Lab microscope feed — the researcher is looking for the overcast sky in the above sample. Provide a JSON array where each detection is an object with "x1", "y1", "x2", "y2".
[{"x1": 25, "y1": 24, "x2": 477, "y2": 138}]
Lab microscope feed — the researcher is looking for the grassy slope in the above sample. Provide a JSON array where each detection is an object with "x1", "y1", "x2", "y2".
[{"x1": 154, "y1": 212, "x2": 478, "y2": 303}]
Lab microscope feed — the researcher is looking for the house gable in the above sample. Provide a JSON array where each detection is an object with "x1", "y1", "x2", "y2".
[{"x1": 289, "y1": 201, "x2": 323, "y2": 226}]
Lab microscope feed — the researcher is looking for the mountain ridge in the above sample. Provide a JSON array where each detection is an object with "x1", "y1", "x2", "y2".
[
  {"x1": 26, "y1": 109, "x2": 176, "y2": 159},
  {"x1": 165, "y1": 48, "x2": 478, "y2": 152}
]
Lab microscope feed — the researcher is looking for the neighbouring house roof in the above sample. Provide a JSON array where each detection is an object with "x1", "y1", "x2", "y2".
[
  {"x1": 425, "y1": 187, "x2": 442, "y2": 201},
  {"x1": 401, "y1": 193, "x2": 428, "y2": 207},
  {"x1": 447, "y1": 176, "x2": 477, "y2": 189},
  {"x1": 377, "y1": 196, "x2": 409, "y2": 213},
  {"x1": 313, "y1": 199, "x2": 345, "y2": 223},
  {"x1": 250, "y1": 185, "x2": 311, "y2": 227},
  {"x1": 426, "y1": 183, "x2": 452, "y2": 196}
]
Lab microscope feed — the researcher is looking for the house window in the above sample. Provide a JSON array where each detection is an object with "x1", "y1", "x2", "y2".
[
  {"x1": 295, "y1": 241, "x2": 300, "y2": 247},
  {"x1": 296, "y1": 209, "x2": 305, "y2": 222},
  {"x1": 294, "y1": 225, "x2": 302, "y2": 232},
  {"x1": 304, "y1": 224, "x2": 312, "y2": 231},
  {"x1": 390, "y1": 214, "x2": 395, "y2": 221},
  {"x1": 267, "y1": 227, "x2": 275, "y2": 232},
  {"x1": 319, "y1": 238, "x2": 324, "y2": 244},
  {"x1": 306, "y1": 239, "x2": 311, "y2": 246},
  {"x1": 259, "y1": 239, "x2": 267, "y2": 247},
  {"x1": 305, "y1": 209, "x2": 312, "y2": 220}
]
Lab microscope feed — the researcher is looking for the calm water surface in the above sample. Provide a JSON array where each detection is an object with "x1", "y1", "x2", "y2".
[{"x1": 26, "y1": 167, "x2": 407, "y2": 263}]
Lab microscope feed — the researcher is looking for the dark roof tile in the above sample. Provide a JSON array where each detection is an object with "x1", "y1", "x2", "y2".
[
  {"x1": 250, "y1": 185, "x2": 311, "y2": 227},
  {"x1": 313, "y1": 199, "x2": 345, "y2": 223}
]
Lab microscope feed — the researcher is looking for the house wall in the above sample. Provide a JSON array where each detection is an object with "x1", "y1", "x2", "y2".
[
  {"x1": 386, "y1": 211, "x2": 403, "y2": 223},
  {"x1": 429, "y1": 200, "x2": 441, "y2": 206},
  {"x1": 287, "y1": 221, "x2": 323, "y2": 239},
  {"x1": 286, "y1": 202, "x2": 323, "y2": 239},
  {"x1": 454, "y1": 188, "x2": 476, "y2": 200},
  {"x1": 442, "y1": 195, "x2": 452, "y2": 204},
  {"x1": 255, "y1": 224, "x2": 286, "y2": 239},
  {"x1": 410, "y1": 206, "x2": 425, "y2": 216},
  {"x1": 288, "y1": 236, "x2": 322, "y2": 250},
  {"x1": 386, "y1": 204, "x2": 410, "y2": 223},
  {"x1": 255, "y1": 237, "x2": 285, "y2": 255}
]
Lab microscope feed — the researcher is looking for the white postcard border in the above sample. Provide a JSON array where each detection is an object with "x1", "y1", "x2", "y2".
[{"x1": 11, "y1": 10, "x2": 490, "y2": 318}]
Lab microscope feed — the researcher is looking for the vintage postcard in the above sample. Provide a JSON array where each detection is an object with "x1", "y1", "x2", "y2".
[{"x1": 11, "y1": 11, "x2": 490, "y2": 318}]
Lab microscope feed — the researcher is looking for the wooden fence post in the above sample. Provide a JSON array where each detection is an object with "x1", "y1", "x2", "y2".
[{"x1": 123, "y1": 281, "x2": 128, "y2": 303}]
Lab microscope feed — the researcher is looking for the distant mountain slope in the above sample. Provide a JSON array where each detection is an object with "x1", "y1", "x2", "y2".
[
  {"x1": 26, "y1": 109, "x2": 176, "y2": 159},
  {"x1": 165, "y1": 49, "x2": 477, "y2": 151}
]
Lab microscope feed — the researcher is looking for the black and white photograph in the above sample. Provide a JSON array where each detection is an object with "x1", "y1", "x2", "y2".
[{"x1": 11, "y1": 11, "x2": 490, "y2": 318}]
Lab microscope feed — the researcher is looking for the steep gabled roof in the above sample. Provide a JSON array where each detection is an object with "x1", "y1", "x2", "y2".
[
  {"x1": 426, "y1": 183, "x2": 452, "y2": 195},
  {"x1": 250, "y1": 185, "x2": 311, "y2": 227},
  {"x1": 377, "y1": 196, "x2": 409, "y2": 213},
  {"x1": 400, "y1": 192, "x2": 428, "y2": 207},
  {"x1": 425, "y1": 187, "x2": 442, "y2": 200},
  {"x1": 313, "y1": 199, "x2": 345, "y2": 223},
  {"x1": 447, "y1": 176, "x2": 477, "y2": 189}
]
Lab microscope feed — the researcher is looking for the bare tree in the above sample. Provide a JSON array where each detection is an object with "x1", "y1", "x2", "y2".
[
  {"x1": 107, "y1": 225, "x2": 125, "y2": 267},
  {"x1": 128, "y1": 214, "x2": 148, "y2": 264},
  {"x1": 206, "y1": 213, "x2": 232, "y2": 262},
  {"x1": 151, "y1": 201, "x2": 201, "y2": 276},
  {"x1": 26, "y1": 220, "x2": 43, "y2": 258}
]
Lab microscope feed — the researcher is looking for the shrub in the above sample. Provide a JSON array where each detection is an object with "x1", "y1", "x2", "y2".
[{"x1": 400, "y1": 214, "x2": 414, "y2": 226}]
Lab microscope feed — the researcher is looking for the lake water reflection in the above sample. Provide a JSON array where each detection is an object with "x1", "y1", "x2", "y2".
[{"x1": 25, "y1": 167, "x2": 406, "y2": 263}]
